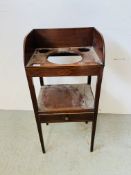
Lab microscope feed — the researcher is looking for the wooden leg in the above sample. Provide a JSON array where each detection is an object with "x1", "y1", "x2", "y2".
[
  {"x1": 85, "y1": 121, "x2": 88, "y2": 124},
  {"x1": 46, "y1": 123, "x2": 49, "y2": 125},
  {"x1": 27, "y1": 76, "x2": 45, "y2": 153},
  {"x1": 39, "y1": 77, "x2": 44, "y2": 86},
  {"x1": 90, "y1": 70, "x2": 103, "y2": 152},
  {"x1": 88, "y1": 76, "x2": 91, "y2": 85},
  {"x1": 90, "y1": 120, "x2": 97, "y2": 152},
  {"x1": 36, "y1": 121, "x2": 46, "y2": 153}
]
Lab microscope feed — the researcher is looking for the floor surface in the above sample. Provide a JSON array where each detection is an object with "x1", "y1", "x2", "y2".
[{"x1": 0, "y1": 110, "x2": 131, "y2": 175}]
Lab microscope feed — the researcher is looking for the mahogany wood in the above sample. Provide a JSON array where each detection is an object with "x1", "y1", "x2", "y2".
[{"x1": 24, "y1": 27, "x2": 105, "y2": 153}]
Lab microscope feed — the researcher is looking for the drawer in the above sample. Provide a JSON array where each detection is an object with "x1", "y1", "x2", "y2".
[{"x1": 38, "y1": 113, "x2": 94, "y2": 123}]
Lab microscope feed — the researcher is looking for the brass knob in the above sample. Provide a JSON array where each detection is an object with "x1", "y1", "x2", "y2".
[{"x1": 65, "y1": 116, "x2": 69, "y2": 121}]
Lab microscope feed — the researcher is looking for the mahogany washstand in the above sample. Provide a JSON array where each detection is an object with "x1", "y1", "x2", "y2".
[{"x1": 24, "y1": 27, "x2": 105, "y2": 153}]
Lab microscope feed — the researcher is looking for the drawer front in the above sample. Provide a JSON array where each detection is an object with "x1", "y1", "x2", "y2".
[{"x1": 38, "y1": 113, "x2": 94, "y2": 123}]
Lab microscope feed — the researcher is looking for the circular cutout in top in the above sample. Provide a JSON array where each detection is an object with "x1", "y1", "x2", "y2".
[
  {"x1": 48, "y1": 51, "x2": 82, "y2": 65},
  {"x1": 78, "y1": 48, "x2": 90, "y2": 52}
]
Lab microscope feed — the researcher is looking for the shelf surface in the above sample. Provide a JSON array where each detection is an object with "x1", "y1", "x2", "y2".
[
  {"x1": 38, "y1": 84, "x2": 94, "y2": 113},
  {"x1": 26, "y1": 46, "x2": 102, "y2": 68}
]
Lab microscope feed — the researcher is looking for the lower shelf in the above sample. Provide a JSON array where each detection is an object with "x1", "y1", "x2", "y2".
[{"x1": 38, "y1": 84, "x2": 94, "y2": 113}]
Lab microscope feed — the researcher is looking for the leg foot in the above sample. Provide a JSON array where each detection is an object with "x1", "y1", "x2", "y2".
[
  {"x1": 90, "y1": 121, "x2": 96, "y2": 152},
  {"x1": 37, "y1": 121, "x2": 46, "y2": 153}
]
